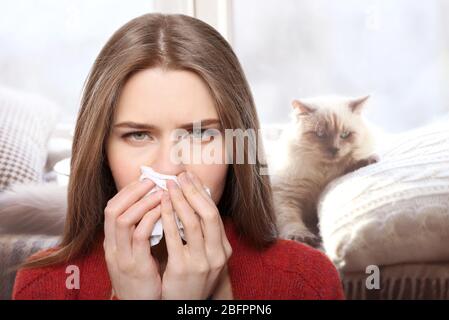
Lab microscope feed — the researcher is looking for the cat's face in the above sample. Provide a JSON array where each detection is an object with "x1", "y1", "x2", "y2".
[{"x1": 292, "y1": 96, "x2": 370, "y2": 163}]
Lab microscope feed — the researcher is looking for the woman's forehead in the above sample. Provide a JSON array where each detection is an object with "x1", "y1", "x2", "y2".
[{"x1": 114, "y1": 68, "x2": 219, "y2": 127}]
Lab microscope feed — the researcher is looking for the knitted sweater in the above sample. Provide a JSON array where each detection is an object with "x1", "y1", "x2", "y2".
[{"x1": 12, "y1": 216, "x2": 345, "y2": 299}]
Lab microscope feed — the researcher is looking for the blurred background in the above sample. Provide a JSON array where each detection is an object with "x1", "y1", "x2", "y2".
[
  {"x1": 1, "y1": 0, "x2": 448, "y2": 132},
  {"x1": 1, "y1": 1, "x2": 449, "y2": 301}
]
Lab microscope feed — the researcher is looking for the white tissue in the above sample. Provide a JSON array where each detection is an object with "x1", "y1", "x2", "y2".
[{"x1": 139, "y1": 166, "x2": 211, "y2": 246}]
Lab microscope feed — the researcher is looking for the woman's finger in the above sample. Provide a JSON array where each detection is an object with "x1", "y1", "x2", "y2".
[
  {"x1": 185, "y1": 171, "x2": 226, "y2": 234},
  {"x1": 160, "y1": 191, "x2": 184, "y2": 260},
  {"x1": 185, "y1": 171, "x2": 215, "y2": 206},
  {"x1": 115, "y1": 190, "x2": 163, "y2": 262},
  {"x1": 185, "y1": 171, "x2": 233, "y2": 258},
  {"x1": 107, "y1": 179, "x2": 156, "y2": 215},
  {"x1": 166, "y1": 179, "x2": 205, "y2": 257},
  {"x1": 177, "y1": 172, "x2": 222, "y2": 252},
  {"x1": 132, "y1": 204, "x2": 162, "y2": 264},
  {"x1": 104, "y1": 179, "x2": 156, "y2": 251}
]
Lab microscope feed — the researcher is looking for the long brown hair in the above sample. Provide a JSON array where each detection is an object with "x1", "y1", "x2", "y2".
[{"x1": 23, "y1": 13, "x2": 277, "y2": 269}]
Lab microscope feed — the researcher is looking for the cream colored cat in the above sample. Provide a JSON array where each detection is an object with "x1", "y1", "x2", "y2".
[{"x1": 270, "y1": 95, "x2": 378, "y2": 247}]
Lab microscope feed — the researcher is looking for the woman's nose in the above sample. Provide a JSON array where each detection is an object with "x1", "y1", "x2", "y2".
[{"x1": 148, "y1": 138, "x2": 186, "y2": 176}]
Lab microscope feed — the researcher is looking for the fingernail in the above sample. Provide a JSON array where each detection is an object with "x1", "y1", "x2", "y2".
[
  {"x1": 186, "y1": 171, "x2": 194, "y2": 179},
  {"x1": 180, "y1": 172, "x2": 191, "y2": 183},
  {"x1": 162, "y1": 191, "x2": 169, "y2": 201},
  {"x1": 167, "y1": 179, "x2": 179, "y2": 189}
]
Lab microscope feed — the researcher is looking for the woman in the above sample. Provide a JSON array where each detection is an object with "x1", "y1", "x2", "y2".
[{"x1": 12, "y1": 13, "x2": 344, "y2": 300}]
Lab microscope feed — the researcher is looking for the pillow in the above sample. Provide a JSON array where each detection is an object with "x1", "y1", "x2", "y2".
[
  {"x1": 318, "y1": 120, "x2": 449, "y2": 272},
  {"x1": 0, "y1": 86, "x2": 60, "y2": 191}
]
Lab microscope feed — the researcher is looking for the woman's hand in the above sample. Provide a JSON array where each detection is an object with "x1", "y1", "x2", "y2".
[
  {"x1": 160, "y1": 171, "x2": 233, "y2": 300},
  {"x1": 103, "y1": 179, "x2": 164, "y2": 300}
]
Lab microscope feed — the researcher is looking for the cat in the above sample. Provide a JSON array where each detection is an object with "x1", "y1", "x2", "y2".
[
  {"x1": 0, "y1": 182, "x2": 67, "y2": 236},
  {"x1": 269, "y1": 95, "x2": 379, "y2": 247}
]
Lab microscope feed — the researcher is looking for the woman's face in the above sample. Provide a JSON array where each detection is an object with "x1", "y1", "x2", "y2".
[{"x1": 106, "y1": 67, "x2": 229, "y2": 204}]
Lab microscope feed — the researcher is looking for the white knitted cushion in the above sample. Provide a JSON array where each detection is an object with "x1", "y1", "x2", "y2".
[
  {"x1": 318, "y1": 120, "x2": 449, "y2": 272},
  {"x1": 0, "y1": 86, "x2": 59, "y2": 191}
]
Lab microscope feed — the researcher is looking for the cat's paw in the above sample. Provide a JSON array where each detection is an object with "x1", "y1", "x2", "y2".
[
  {"x1": 344, "y1": 154, "x2": 380, "y2": 174},
  {"x1": 280, "y1": 227, "x2": 321, "y2": 247},
  {"x1": 365, "y1": 154, "x2": 380, "y2": 165}
]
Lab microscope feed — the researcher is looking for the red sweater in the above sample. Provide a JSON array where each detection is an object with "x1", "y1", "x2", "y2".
[{"x1": 12, "y1": 216, "x2": 345, "y2": 300}]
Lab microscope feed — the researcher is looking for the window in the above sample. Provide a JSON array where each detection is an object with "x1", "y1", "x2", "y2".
[
  {"x1": 232, "y1": 0, "x2": 449, "y2": 132},
  {"x1": 0, "y1": 1, "x2": 161, "y2": 123},
  {"x1": 0, "y1": 0, "x2": 233, "y2": 124}
]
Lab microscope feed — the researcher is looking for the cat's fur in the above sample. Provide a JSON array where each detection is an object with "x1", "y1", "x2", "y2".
[
  {"x1": 0, "y1": 182, "x2": 67, "y2": 235},
  {"x1": 270, "y1": 95, "x2": 378, "y2": 247}
]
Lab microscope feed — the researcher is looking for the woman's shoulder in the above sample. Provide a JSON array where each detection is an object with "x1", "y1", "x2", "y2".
[
  {"x1": 12, "y1": 247, "x2": 73, "y2": 299},
  {"x1": 223, "y1": 217, "x2": 345, "y2": 299},
  {"x1": 13, "y1": 233, "x2": 110, "y2": 300},
  {"x1": 259, "y1": 239, "x2": 345, "y2": 299},
  {"x1": 262, "y1": 238, "x2": 337, "y2": 271}
]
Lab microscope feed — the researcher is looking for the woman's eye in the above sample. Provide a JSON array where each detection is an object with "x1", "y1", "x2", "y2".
[
  {"x1": 340, "y1": 131, "x2": 351, "y2": 139},
  {"x1": 187, "y1": 129, "x2": 215, "y2": 142},
  {"x1": 122, "y1": 131, "x2": 152, "y2": 142}
]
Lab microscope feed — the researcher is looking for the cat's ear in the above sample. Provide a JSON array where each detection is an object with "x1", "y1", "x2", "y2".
[
  {"x1": 292, "y1": 99, "x2": 315, "y2": 116},
  {"x1": 349, "y1": 95, "x2": 370, "y2": 114}
]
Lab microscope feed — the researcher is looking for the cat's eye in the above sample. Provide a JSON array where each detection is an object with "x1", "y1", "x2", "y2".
[
  {"x1": 340, "y1": 131, "x2": 351, "y2": 139},
  {"x1": 315, "y1": 130, "x2": 325, "y2": 138}
]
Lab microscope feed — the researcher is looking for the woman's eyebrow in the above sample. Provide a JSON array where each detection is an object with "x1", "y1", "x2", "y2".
[
  {"x1": 113, "y1": 119, "x2": 221, "y2": 130},
  {"x1": 180, "y1": 119, "x2": 221, "y2": 130},
  {"x1": 113, "y1": 122, "x2": 157, "y2": 130}
]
